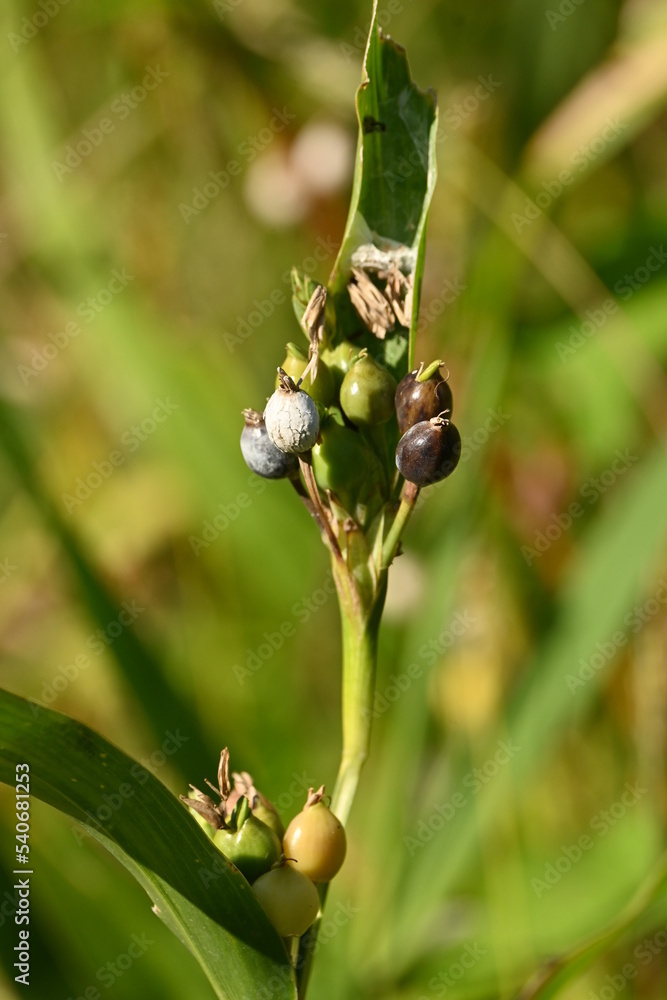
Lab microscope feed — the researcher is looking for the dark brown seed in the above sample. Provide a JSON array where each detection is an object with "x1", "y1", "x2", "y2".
[
  {"x1": 395, "y1": 367, "x2": 453, "y2": 435},
  {"x1": 395, "y1": 418, "x2": 461, "y2": 486}
]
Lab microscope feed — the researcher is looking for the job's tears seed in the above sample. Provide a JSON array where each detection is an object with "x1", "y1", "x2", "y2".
[
  {"x1": 240, "y1": 409, "x2": 299, "y2": 479},
  {"x1": 339, "y1": 351, "x2": 397, "y2": 427},
  {"x1": 396, "y1": 415, "x2": 462, "y2": 486},
  {"x1": 277, "y1": 342, "x2": 335, "y2": 406},
  {"x1": 252, "y1": 861, "x2": 320, "y2": 937},
  {"x1": 283, "y1": 785, "x2": 346, "y2": 883},
  {"x1": 264, "y1": 368, "x2": 320, "y2": 453},
  {"x1": 395, "y1": 360, "x2": 453, "y2": 435}
]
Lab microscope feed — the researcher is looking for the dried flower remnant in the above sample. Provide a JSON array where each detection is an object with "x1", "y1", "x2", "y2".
[
  {"x1": 348, "y1": 267, "x2": 396, "y2": 338},
  {"x1": 381, "y1": 264, "x2": 413, "y2": 328},
  {"x1": 300, "y1": 284, "x2": 327, "y2": 382}
]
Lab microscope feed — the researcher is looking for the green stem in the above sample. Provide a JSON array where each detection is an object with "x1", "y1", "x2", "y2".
[
  {"x1": 331, "y1": 579, "x2": 385, "y2": 824},
  {"x1": 296, "y1": 558, "x2": 386, "y2": 998},
  {"x1": 381, "y1": 480, "x2": 419, "y2": 569}
]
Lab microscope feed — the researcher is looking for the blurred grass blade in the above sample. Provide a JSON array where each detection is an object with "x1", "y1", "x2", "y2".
[
  {"x1": 0, "y1": 398, "x2": 207, "y2": 776},
  {"x1": 328, "y1": 0, "x2": 438, "y2": 367},
  {"x1": 0, "y1": 688, "x2": 296, "y2": 1000},
  {"x1": 392, "y1": 440, "x2": 667, "y2": 971},
  {"x1": 517, "y1": 851, "x2": 667, "y2": 1000},
  {"x1": 523, "y1": 26, "x2": 667, "y2": 182}
]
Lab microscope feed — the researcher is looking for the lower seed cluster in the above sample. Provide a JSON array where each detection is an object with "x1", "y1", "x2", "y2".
[{"x1": 182, "y1": 751, "x2": 346, "y2": 940}]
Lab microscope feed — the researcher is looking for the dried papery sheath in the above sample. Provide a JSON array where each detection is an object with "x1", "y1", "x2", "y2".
[
  {"x1": 179, "y1": 748, "x2": 233, "y2": 831},
  {"x1": 382, "y1": 264, "x2": 413, "y2": 328},
  {"x1": 181, "y1": 784, "x2": 224, "y2": 829},
  {"x1": 347, "y1": 267, "x2": 395, "y2": 338},
  {"x1": 349, "y1": 239, "x2": 416, "y2": 274},
  {"x1": 301, "y1": 284, "x2": 327, "y2": 380},
  {"x1": 264, "y1": 369, "x2": 320, "y2": 454}
]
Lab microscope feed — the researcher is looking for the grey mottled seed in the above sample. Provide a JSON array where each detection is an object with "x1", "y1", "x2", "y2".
[
  {"x1": 240, "y1": 410, "x2": 299, "y2": 478},
  {"x1": 264, "y1": 388, "x2": 319, "y2": 454}
]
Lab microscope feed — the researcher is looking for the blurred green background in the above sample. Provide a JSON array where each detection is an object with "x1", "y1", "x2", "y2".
[{"x1": 1, "y1": 0, "x2": 667, "y2": 997}]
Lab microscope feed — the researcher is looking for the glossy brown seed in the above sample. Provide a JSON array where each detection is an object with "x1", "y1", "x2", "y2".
[
  {"x1": 395, "y1": 365, "x2": 453, "y2": 435},
  {"x1": 395, "y1": 417, "x2": 461, "y2": 486}
]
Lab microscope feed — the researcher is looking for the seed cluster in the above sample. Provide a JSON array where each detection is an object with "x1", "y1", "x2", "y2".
[
  {"x1": 182, "y1": 752, "x2": 345, "y2": 941},
  {"x1": 238, "y1": 279, "x2": 461, "y2": 540}
]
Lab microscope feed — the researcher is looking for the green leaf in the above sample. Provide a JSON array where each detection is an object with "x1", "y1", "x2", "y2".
[
  {"x1": 0, "y1": 689, "x2": 296, "y2": 1000},
  {"x1": 328, "y1": 0, "x2": 439, "y2": 373}
]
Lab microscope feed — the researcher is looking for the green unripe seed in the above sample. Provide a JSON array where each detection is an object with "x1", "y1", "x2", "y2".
[
  {"x1": 321, "y1": 340, "x2": 357, "y2": 388},
  {"x1": 214, "y1": 813, "x2": 282, "y2": 884},
  {"x1": 188, "y1": 805, "x2": 214, "y2": 838},
  {"x1": 312, "y1": 416, "x2": 371, "y2": 511},
  {"x1": 277, "y1": 344, "x2": 335, "y2": 406},
  {"x1": 340, "y1": 352, "x2": 397, "y2": 427},
  {"x1": 253, "y1": 801, "x2": 285, "y2": 840}
]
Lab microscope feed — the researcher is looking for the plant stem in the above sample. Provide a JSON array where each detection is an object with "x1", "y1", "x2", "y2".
[
  {"x1": 296, "y1": 559, "x2": 386, "y2": 998},
  {"x1": 381, "y1": 480, "x2": 419, "y2": 569},
  {"x1": 330, "y1": 582, "x2": 385, "y2": 823},
  {"x1": 298, "y1": 455, "x2": 343, "y2": 561},
  {"x1": 297, "y1": 472, "x2": 418, "y2": 997}
]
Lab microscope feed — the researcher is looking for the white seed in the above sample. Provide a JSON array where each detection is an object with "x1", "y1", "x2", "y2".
[{"x1": 264, "y1": 387, "x2": 319, "y2": 454}]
